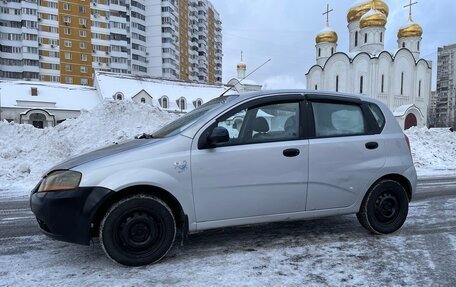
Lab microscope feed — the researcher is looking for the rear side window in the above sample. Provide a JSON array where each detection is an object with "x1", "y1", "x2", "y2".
[
  {"x1": 367, "y1": 103, "x2": 386, "y2": 130},
  {"x1": 312, "y1": 102, "x2": 366, "y2": 138}
]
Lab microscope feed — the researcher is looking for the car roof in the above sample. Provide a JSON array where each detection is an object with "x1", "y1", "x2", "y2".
[{"x1": 235, "y1": 89, "x2": 361, "y2": 101}]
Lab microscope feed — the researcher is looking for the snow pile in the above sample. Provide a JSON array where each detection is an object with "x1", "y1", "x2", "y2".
[
  {"x1": 0, "y1": 100, "x2": 179, "y2": 192},
  {"x1": 405, "y1": 127, "x2": 456, "y2": 174}
]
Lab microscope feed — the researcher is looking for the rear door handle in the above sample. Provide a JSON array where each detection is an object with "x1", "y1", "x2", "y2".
[
  {"x1": 365, "y1": 142, "x2": 379, "y2": 150},
  {"x1": 283, "y1": 149, "x2": 300, "y2": 157}
]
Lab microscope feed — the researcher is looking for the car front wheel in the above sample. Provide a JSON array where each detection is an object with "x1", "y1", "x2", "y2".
[
  {"x1": 357, "y1": 180, "x2": 409, "y2": 234},
  {"x1": 100, "y1": 195, "x2": 176, "y2": 266}
]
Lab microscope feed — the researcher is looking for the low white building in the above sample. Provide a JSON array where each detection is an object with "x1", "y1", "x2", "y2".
[{"x1": 0, "y1": 72, "x2": 229, "y2": 129}]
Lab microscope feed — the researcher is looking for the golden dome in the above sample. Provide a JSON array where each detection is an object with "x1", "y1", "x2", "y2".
[
  {"x1": 316, "y1": 27, "x2": 338, "y2": 44},
  {"x1": 237, "y1": 62, "x2": 246, "y2": 69},
  {"x1": 347, "y1": 0, "x2": 389, "y2": 23},
  {"x1": 398, "y1": 20, "x2": 423, "y2": 38},
  {"x1": 360, "y1": 9, "x2": 387, "y2": 28}
]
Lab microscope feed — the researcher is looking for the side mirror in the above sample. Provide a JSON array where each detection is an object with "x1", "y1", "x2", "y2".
[{"x1": 208, "y1": 126, "x2": 230, "y2": 146}]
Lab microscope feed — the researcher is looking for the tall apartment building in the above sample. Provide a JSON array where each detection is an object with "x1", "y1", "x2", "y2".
[
  {"x1": 436, "y1": 44, "x2": 456, "y2": 128},
  {"x1": 0, "y1": 0, "x2": 222, "y2": 86}
]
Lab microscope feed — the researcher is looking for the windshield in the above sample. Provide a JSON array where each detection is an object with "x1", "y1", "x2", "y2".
[{"x1": 152, "y1": 95, "x2": 238, "y2": 138}]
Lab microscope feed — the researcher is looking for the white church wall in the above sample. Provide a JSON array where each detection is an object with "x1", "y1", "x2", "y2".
[{"x1": 352, "y1": 54, "x2": 370, "y2": 95}]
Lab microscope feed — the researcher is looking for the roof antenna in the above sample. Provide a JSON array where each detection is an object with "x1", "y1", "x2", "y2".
[{"x1": 220, "y1": 58, "x2": 272, "y2": 97}]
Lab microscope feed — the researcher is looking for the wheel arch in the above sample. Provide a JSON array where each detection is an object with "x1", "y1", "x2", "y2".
[
  {"x1": 369, "y1": 174, "x2": 413, "y2": 202},
  {"x1": 91, "y1": 185, "x2": 188, "y2": 238}
]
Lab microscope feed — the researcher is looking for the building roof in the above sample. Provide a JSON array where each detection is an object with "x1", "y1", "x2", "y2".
[
  {"x1": 0, "y1": 80, "x2": 98, "y2": 110},
  {"x1": 94, "y1": 72, "x2": 229, "y2": 111}
]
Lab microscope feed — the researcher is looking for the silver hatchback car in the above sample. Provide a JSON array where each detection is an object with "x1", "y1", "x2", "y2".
[{"x1": 30, "y1": 90, "x2": 417, "y2": 266}]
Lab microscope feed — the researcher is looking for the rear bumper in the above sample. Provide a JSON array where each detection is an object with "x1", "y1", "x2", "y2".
[{"x1": 30, "y1": 185, "x2": 114, "y2": 245}]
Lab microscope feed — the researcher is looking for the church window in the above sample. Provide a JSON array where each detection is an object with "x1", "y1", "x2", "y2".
[
  {"x1": 355, "y1": 32, "x2": 358, "y2": 47},
  {"x1": 381, "y1": 75, "x2": 385, "y2": 93},
  {"x1": 140, "y1": 97, "x2": 146, "y2": 104},
  {"x1": 402, "y1": 42, "x2": 406, "y2": 48},
  {"x1": 318, "y1": 48, "x2": 321, "y2": 57},
  {"x1": 331, "y1": 48, "x2": 334, "y2": 55},
  {"x1": 417, "y1": 41, "x2": 420, "y2": 51},
  {"x1": 360, "y1": 76, "x2": 364, "y2": 94},
  {"x1": 114, "y1": 93, "x2": 124, "y2": 101},
  {"x1": 336, "y1": 76, "x2": 339, "y2": 92},
  {"x1": 401, "y1": 72, "x2": 404, "y2": 95},
  {"x1": 380, "y1": 32, "x2": 383, "y2": 43},
  {"x1": 418, "y1": 80, "x2": 422, "y2": 97},
  {"x1": 364, "y1": 33, "x2": 368, "y2": 44},
  {"x1": 315, "y1": 85, "x2": 318, "y2": 90}
]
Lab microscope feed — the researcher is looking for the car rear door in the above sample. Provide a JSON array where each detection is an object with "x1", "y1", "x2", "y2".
[
  {"x1": 306, "y1": 95, "x2": 386, "y2": 211},
  {"x1": 191, "y1": 95, "x2": 310, "y2": 223}
]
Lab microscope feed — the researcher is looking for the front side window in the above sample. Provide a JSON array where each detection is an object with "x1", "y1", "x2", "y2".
[
  {"x1": 215, "y1": 101, "x2": 301, "y2": 146},
  {"x1": 312, "y1": 102, "x2": 365, "y2": 138}
]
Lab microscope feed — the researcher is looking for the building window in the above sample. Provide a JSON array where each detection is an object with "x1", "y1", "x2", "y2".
[
  {"x1": 80, "y1": 42, "x2": 87, "y2": 49},
  {"x1": 79, "y1": 30, "x2": 87, "y2": 38},
  {"x1": 65, "y1": 76, "x2": 73, "y2": 84},
  {"x1": 194, "y1": 99, "x2": 203, "y2": 108},
  {"x1": 64, "y1": 40, "x2": 72, "y2": 47},
  {"x1": 380, "y1": 32, "x2": 383, "y2": 43},
  {"x1": 63, "y1": 3, "x2": 70, "y2": 10},
  {"x1": 178, "y1": 97, "x2": 187, "y2": 111},
  {"x1": 80, "y1": 66, "x2": 88, "y2": 73},
  {"x1": 336, "y1": 75, "x2": 339, "y2": 92},
  {"x1": 64, "y1": 52, "x2": 72, "y2": 60},
  {"x1": 79, "y1": 6, "x2": 86, "y2": 13},
  {"x1": 364, "y1": 33, "x2": 368, "y2": 44},
  {"x1": 360, "y1": 76, "x2": 364, "y2": 94},
  {"x1": 141, "y1": 97, "x2": 146, "y2": 104},
  {"x1": 64, "y1": 28, "x2": 71, "y2": 35},
  {"x1": 114, "y1": 93, "x2": 124, "y2": 101},
  {"x1": 401, "y1": 72, "x2": 404, "y2": 95},
  {"x1": 81, "y1": 78, "x2": 88, "y2": 86},
  {"x1": 381, "y1": 74, "x2": 385, "y2": 93},
  {"x1": 355, "y1": 31, "x2": 358, "y2": 47},
  {"x1": 418, "y1": 80, "x2": 422, "y2": 97},
  {"x1": 81, "y1": 54, "x2": 88, "y2": 61},
  {"x1": 160, "y1": 96, "x2": 169, "y2": 109},
  {"x1": 65, "y1": 65, "x2": 72, "y2": 72}
]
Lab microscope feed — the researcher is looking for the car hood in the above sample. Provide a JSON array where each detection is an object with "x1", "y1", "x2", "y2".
[{"x1": 50, "y1": 139, "x2": 161, "y2": 172}]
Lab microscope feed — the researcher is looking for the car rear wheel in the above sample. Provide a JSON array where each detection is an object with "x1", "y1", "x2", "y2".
[
  {"x1": 357, "y1": 180, "x2": 409, "y2": 234},
  {"x1": 100, "y1": 195, "x2": 176, "y2": 266}
]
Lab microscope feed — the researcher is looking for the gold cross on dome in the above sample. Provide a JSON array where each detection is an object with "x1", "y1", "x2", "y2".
[
  {"x1": 404, "y1": 0, "x2": 418, "y2": 20},
  {"x1": 322, "y1": 4, "x2": 333, "y2": 26}
]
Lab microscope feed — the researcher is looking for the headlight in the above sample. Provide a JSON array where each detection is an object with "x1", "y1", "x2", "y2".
[{"x1": 38, "y1": 170, "x2": 82, "y2": 192}]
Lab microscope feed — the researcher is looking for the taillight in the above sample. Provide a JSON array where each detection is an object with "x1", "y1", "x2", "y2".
[{"x1": 404, "y1": 134, "x2": 411, "y2": 153}]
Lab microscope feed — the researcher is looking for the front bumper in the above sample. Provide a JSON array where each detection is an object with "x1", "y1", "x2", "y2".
[{"x1": 30, "y1": 184, "x2": 114, "y2": 245}]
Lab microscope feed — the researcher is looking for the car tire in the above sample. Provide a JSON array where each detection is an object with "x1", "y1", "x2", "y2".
[
  {"x1": 357, "y1": 180, "x2": 409, "y2": 235},
  {"x1": 100, "y1": 195, "x2": 176, "y2": 266}
]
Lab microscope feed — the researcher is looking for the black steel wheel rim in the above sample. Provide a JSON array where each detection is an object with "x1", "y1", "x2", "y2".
[
  {"x1": 374, "y1": 191, "x2": 400, "y2": 224},
  {"x1": 115, "y1": 208, "x2": 164, "y2": 254}
]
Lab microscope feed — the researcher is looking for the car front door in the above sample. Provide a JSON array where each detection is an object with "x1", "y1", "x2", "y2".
[
  {"x1": 191, "y1": 95, "x2": 309, "y2": 224},
  {"x1": 306, "y1": 96, "x2": 386, "y2": 211}
]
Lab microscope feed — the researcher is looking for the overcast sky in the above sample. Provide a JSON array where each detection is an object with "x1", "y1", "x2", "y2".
[{"x1": 211, "y1": 0, "x2": 456, "y2": 90}]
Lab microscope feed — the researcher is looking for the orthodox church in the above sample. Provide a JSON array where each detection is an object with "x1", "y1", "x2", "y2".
[{"x1": 306, "y1": 0, "x2": 432, "y2": 130}]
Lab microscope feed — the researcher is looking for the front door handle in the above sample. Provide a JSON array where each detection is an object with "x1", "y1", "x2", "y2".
[
  {"x1": 283, "y1": 148, "x2": 300, "y2": 157},
  {"x1": 365, "y1": 142, "x2": 379, "y2": 150}
]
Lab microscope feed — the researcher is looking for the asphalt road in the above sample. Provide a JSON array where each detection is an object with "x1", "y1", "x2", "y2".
[{"x1": 0, "y1": 177, "x2": 455, "y2": 286}]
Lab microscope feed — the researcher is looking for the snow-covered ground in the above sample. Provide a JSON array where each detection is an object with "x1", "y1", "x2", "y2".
[
  {"x1": 0, "y1": 100, "x2": 455, "y2": 199},
  {"x1": 1, "y1": 195, "x2": 455, "y2": 286}
]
